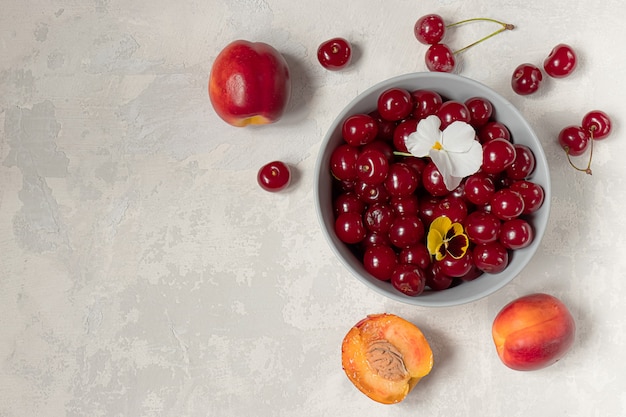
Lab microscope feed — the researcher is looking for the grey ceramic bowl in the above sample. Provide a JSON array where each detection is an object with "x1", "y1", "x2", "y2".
[{"x1": 314, "y1": 72, "x2": 551, "y2": 307}]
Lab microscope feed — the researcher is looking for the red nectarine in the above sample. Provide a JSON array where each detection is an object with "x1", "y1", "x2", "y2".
[
  {"x1": 492, "y1": 293, "x2": 576, "y2": 371},
  {"x1": 209, "y1": 40, "x2": 291, "y2": 127},
  {"x1": 341, "y1": 313, "x2": 433, "y2": 404}
]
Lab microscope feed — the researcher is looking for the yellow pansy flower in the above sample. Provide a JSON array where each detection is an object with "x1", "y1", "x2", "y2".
[{"x1": 427, "y1": 216, "x2": 470, "y2": 261}]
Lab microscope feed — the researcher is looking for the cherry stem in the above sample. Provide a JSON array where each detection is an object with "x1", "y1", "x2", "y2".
[
  {"x1": 446, "y1": 17, "x2": 515, "y2": 55},
  {"x1": 564, "y1": 128, "x2": 595, "y2": 175}
]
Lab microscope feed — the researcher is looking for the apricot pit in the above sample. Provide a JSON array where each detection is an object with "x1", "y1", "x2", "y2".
[{"x1": 341, "y1": 313, "x2": 433, "y2": 404}]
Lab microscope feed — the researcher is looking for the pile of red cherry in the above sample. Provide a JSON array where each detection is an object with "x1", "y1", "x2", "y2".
[{"x1": 329, "y1": 87, "x2": 545, "y2": 296}]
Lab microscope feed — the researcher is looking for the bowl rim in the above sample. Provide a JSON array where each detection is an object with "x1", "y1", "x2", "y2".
[{"x1": 314, "y1": 72, "x2": 551, "y2": 307}]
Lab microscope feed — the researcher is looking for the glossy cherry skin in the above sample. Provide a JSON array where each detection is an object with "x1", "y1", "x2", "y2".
[
  {"x1": 425, "y1": 44, "x2": 456, "y2": 73},
  {"x1": 506, "y1": 144, "x2": 536, "y2": 180},
  {"x1": 257, "y1": 161, "x2": 291, "y2": 192},
  {"x1": 342, "y1": 113, "x2": 378, "y2": 146},
  {"x1": 478, "y1": 121, "x2": 511, "y2": 144},
  {"x1": 437, "y1": 251, "x2": 474, "y2": 278},
  {"x1": 464, "y1": 210, "x2": 501, "y2": 244},
  {"x1": 422, "y1": 162, "x2": 450, "y2": 196},
  {"x1": 377, "y1": 88, "x2": 414, "y2": 121},
  {"x1": 399, "y1": 243, "x2": 431, "y2": 270},
  {"x1": 464, "y1": 173, "x2": 496, "y2": 206},
  {"x1": 363, "y1": 244, "x2": 398, "y2": 281},
  {"x1": 499, "y1": 218, "x2": 534, "y2": 250},
  {"x1": 509, "y1": 180, "x2": 544, "y2": 215},
  {"x1": 384, "y1": 162, "x2": 420, "y2": 197},
  {"x1": 391, "y1": 264, "x2": 427, "y2": 296},
  {"x1": 482, "y1": 138, "x2": 517, "y2": 174},
  {"x1": 511, "y1": 63, "x2": 543, "y2": 95},
  {"x1": 414, "y1": 14, "x2": 446, "y2": 45},
  {"x1": 363, "y1": 203, "x2": 396, "y2": 233},
  {"x1": 388, "y1": 215, "x2": 425, "y2": 249},
  {"x1": 473, "y1": 241, "x2": 509, "y2": 274},
  {"x1": 411, "y1": 89, "x2": 443, "y2": 119},
  {"x1": 558, "y1": 125, "x2": 589, "y2": 156},
  {"x1": 330, "y1": 144, "x2": 359, "y2": 181},
  {"x1": 465, "y1": 96, "x2": 493, "y2": 128},
  {"x1": 543, "y1": 43, "x2": 577, "y2": 78},
  {"x1": 393, "y1": 119, "x2": 419, "y2": 153},
  {"x1": 334, "y1": 212, "x2": 366, "y2": 244},
  {"x1": 582, "y1": 110, "x2": 612, "y2": 140},
  {"x1": 436, "y1": 100, "x2": 471, "y2": 129},
  {"x1": 317, "y1": 37, "x2": 352, "y2": 70},
  {"x1": 356, "y1": 149, "x2": 389, "y2": 185},
  {"x1": 490, "y1": 189, "x2": 525, "y2": 221},
  {"x1": 333, "y1": 192, "x2": 365, "y2": 216}
]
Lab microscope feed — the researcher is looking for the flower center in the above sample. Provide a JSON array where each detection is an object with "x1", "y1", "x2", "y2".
[{"x1": 432, "y1": 141, "x2": 443, "y2": 151}]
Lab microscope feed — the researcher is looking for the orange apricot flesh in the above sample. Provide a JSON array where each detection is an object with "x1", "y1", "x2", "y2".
[{"x1": 341, "y1": 313, "x2": 433, "y2": 404}]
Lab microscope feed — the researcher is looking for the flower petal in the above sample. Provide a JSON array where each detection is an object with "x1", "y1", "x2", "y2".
[
  {"x1": 447, "y1": 139, "x2": 483, "y2": 178},
  {"x1": 441, "y1": 121, "x2": 477, "y2": 153},
  {"x1": 445, "y1": 234, "x2": 469, "y2": 259},
  {"x1": 430, "y1": 150, "x2": 462, "y2": 191},
  {"x1": 405, "y1": 115, "x2": 442, "y2": 157},
  {"x1": 427, "y1": 216, "x2": 451, "y2": 255}
]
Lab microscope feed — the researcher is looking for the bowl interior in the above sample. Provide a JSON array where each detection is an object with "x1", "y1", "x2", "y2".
[{"x1": 315, "y1": 72, "x2": 551, "y2": 307}]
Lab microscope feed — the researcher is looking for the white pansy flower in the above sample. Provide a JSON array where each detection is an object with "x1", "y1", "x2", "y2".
[{"x1": 405, "y1": 115, "x2": 483, "y2": 190}]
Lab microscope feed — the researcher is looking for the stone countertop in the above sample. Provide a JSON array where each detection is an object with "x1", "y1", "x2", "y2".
[{"x1": 1, "y1": 1, "x2": 625, "y2": 416}]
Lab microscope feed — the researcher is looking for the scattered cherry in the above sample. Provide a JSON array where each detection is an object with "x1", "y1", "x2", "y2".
[
  {"x1": 414, "y1": 14, "x2": 446, "y2": 45},
  {"x1": 558, "y1": 125, "x2": 589, "y2": 157},
  {"x1": 543, "y1": 43, "x2": 577, "y2": 78},
  {"x1": 257, "y1": 161, "x2": 291, "y2": 192},
  {"x1": 425, "y1": 43, "x2": 456, "y2": 73},
  {"x1": 559, "y1": 110, "x2": 612, "y2": 175},
  {"x1": 511, "y1": 63, "x2": 543, "y2": 95},
  {"x1": 582, "y1": 110, "x2": 612, "y2": 140},
  {"x1": 317, "y1": 37, "x2": 352, "y2": 70}
]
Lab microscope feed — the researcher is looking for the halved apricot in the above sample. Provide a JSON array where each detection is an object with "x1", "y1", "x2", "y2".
[{"x1": 341, "y1": 313, "x2": 433, "y2": 404}]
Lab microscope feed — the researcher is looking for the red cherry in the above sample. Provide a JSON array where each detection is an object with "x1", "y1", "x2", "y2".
[
  {"x1": 414, "y1": 14, "x2": 446, "y2": 45},
  {"x1": 317, "y1": 37, "x2": 352, "y2": 70},
  {"x1": 473, "y1": 241, "x2": 509, "y2": 274},
  {"x1": 465, "y1": 96, "x2": 493, "y2": 128},
  {"x1": 558, "y1": 125, "x2": 589, "y2": 156},
  {"x1": 499, "y1": 218, "x2": 534, "y2": 250},
  {"x1": 330, "y1": 144, "x2": 359, "y2": 181},
  {"x1": 363, "y1": 245, "x2": 398, "y2": 281},
  {"x1": 582, "y1": 110, "x2": 612, "y2": 140},
  {"x1": 334, "y1": 212, "x2": 366, "y2": 244},
  {"x1": 425, "y1": 43, "x2": 456, "y2": 73},
  {"x1": 482, "y1": 138, "x2": 517, "y2": 174},
  {"x1": 377, "y1": 88, "x2": 414, "y2": 121},
  {"x1": 391, "y1": 264, "x2": 427, "y2": 296},
  {"x1": 505, "y1": 144, "x2": 536, "y2": 180},
  {"x1": 543, "y1": 43, "x2": 577, "y2": 78},
  {"x1": 511, "y1": 63, "x2": 543, "y2": 95},
  {"x1": 257, "y1": 161, "x2": 291, "y2": 192},
  {"x1": 509, "y1": 180, "x2": 544, "y2": 215},
  {"x1": 436, "y1": 100, "x2": 471, "y2": 129},
  {"x1": 342, "y1": 114, "x2": 378, "y2": 146},
  {"x1": 411, "y1": 89, "x2": 443, "y2": 119},
  {"x1": 490, "y1": 189, "x2": 525, "y2": 221}
]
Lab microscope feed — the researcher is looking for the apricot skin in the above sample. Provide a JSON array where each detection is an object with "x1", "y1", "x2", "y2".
[
  {"x1": 341, "y1": 313, "x2": 433, "y2": 404},
  {"x1": 209, "y1": 40, "x2": 291, "y2": 127},
  {"x1": 492, "y1": 293, "x2": 576, "y2": 371}
]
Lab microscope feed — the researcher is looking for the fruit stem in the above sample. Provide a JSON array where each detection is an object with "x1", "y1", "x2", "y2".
[
  {"x1": 564, "y1": 128, "x2": 594, "y2": 175},
  {"x1": 446, "y1": 17, "x2": 515, "y2": 55}
]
